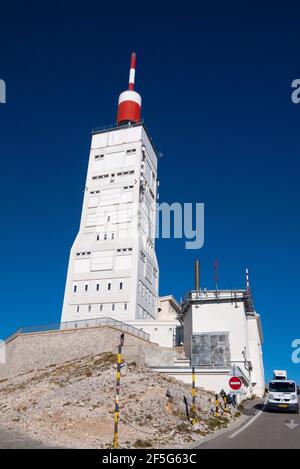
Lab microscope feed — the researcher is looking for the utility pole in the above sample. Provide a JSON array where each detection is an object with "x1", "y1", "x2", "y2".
[{"x1": 113, "y1": 333, "x2": 125, "y2": 449}]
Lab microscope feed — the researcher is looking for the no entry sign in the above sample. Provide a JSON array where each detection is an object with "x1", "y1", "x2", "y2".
[{"x1": 229, "y1": 376, "x2": 242, "y2": 390}]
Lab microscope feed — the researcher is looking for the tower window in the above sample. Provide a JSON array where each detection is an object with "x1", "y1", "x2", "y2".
[
  {"x1": 96, "y1": 283, "x2": 100, "y2": 291},
  {"x1": 124, "y1": 303, "x2": 127, "y2": 311},
  {"x1": 88, "y1": 305, "x2": 91, "y2": 312},
  {"x1": 107, "y1": 283, "x2": 111, "y2": 291},
  {"x1": 76, "y1": 306, "x2": 80, "y2": 313},
  {"x1": 112, "y1": 303, "x2": 115, "y2": 311},
  {"x1": 100, "y1": 304, "x2": 103, "y2": 312},
  {"x1": 85, "y1": 284, "x2": 88, "y2": 292},
  {"x1": 92, "y1": 174, "x2": 109, "y2": 180},
  {"x1": 73, "y1": 285, "x2": 77, "y2": 293},
  {"x1": 119, "y1": 282, "x2": 123, "y2": 290}
]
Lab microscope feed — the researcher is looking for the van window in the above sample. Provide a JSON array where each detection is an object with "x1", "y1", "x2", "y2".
[{"x1": 269, "y1": 382, "x2": 295, "y2": 393}]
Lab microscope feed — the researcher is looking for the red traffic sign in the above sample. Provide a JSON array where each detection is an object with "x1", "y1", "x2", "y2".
[{"x1": 229, "y1": 376, "x2": 242, "y2": 390}]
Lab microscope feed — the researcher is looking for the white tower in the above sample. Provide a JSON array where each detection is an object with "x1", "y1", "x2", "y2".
[{"x1": 61, "y1": 53, "x2": 159, "y2": 324}]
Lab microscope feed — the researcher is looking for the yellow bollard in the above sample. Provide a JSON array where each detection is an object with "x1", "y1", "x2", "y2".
[
  {"x1": 215, "y1": 394, "x2": 219, "y2": 417},
  {"x1": 191, "y1": 367, "x2": 197, "y2": 424},
  {"x1": 113, "y1": 334, "x2": 124, "y2": 448}
]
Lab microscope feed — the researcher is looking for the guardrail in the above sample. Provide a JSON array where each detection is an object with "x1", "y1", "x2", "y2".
[{"x1": 4, "y1": 317, "x2": 150, "y2": 342}]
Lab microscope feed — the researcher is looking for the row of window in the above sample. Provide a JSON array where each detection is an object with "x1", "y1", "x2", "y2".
[
  {"x1": 95, "y1": 231, "x2": 136, "y2": 242},
  {"x1": 140, "y1": 250, "x2": 158, "y2": 285},
  {"x1": 96, "y1": 232, "x2": 115, "y2": 241},
  {"x1": 145, "y1": 239, "x2": 154, "y2": 257},
  {"x1": 75, "y1": 302, "x2": 128, "y2": 314},
  {"x1": 92, "y1": 174, "x2": 109, "y2": 180},
  {"x1": 140, "y1": 162, "x2": 156, "y2": 183},
  {"x1": 94, "y1": 148, "x2": 136, "y2": 160},
  {"x1": 136, "y1": 305, "x2": 154, "y2": 320},
  {"x1": 117, "y1": 170, "x2": 134, "y2": 176},
  {"x1": 76, "y1": 247, "x2": 132, "y2": 257},
  {"x1": 140, "y1": 179, "x2": 155, "y2": 200},
  {"x1": 92, "y1": 170, "x2": 134, "y2": 181},
  {"x1": 138, "y1": 280, "x2": 156, "y2": 308},
  {"x1": 91, "y1": 186, "x2": 133, "y2": 195},
  {"x1": 72, "y1": 279, "x2": 125, "y2": 294}
]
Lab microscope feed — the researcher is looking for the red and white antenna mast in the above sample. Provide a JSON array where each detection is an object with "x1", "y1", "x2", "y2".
[
  {"x1": 128, "y1": 52, "x2": 136, "y2": 90},
  {"x1": 117, "y1": 52, "x2": 142, "y2": 126}
]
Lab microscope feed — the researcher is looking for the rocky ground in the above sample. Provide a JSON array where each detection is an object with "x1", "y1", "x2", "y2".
[{"x1": 0, "y1": 352, "x2": 240, "y2": 448}]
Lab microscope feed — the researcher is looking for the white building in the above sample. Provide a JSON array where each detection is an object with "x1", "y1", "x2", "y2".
[
  {"x1": 61, "y1": 53, "x2": 159, "y2": 324},
  {"x1": 180, "y1": 286, "x2": 265, "y2": 398},
  {"x1": 151, "y1": 265, "x2": 265, "y2": 400},
  {"x1": 157, "y1": 295, "x2": 181, "y2": 321},
  {"x1": 127, "y1": 295, "x2": 182, "y2": 348}
]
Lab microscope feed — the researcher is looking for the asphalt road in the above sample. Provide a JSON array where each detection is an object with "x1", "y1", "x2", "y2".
[
  {"x1": 197, "y1": 398, "x2": 300, "y2": 449},
  {"x1": 0, "y1": 427, "x2": 48, "y2": 449}
]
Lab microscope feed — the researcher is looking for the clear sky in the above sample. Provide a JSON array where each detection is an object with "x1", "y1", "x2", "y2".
[{"x1": 0, "y1": 1, "x2": 300, "y2": 383}]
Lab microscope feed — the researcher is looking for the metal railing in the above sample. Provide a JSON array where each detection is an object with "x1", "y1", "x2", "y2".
[
  {"x1": 4, "y1": 316, "x2": 150, "y2": 342},
  {"x1": 92, "y1": 119, "x2": 145, "y2": 134}
]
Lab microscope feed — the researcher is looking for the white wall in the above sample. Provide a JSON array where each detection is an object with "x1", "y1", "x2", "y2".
[
  {"x1": 127, "y1": 319, "x2": 180, "y2": 348},
  {"x1": 157, "y1": 296, "x2": 180, "y2": 321},
  {"x1": 185, "y1": 301, "x2": 250, "y2": 377},
  {"x1": 182, "y1": 298, "x2": 265, "y2": 398},
  {"x1": 192, "y1": 302, "x2": 249, "y2": 363},
  {"x1": 247, "y1": 315, "x2": 265, "y2": 396},
  {"x1": 155, "y1": 369, "x2": 250, "y2": 401}
]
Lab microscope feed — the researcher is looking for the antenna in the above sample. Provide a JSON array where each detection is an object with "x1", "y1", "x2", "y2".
[
  {"x1": 194, "y1": 260, "x2": 200, "y2": 293},
  {"x1": 117, "y1": 52, "x2": 141, "y2": 126},
  {"x1": 214, "y1": 258, "x2": 219, "y2": 292},
  {"x1": 128, "y1": 52, "x2": 136, "y2": 90},
  {"x1": 246, "y1": 268, "x2": 250, "y2": 294}
]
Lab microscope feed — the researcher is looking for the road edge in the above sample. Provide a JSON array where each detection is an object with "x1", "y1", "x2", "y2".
[{"x1": 188, "y1": 398, "x2": 265, "y2": 448}]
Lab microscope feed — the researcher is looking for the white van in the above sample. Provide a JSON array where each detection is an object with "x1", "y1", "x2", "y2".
[{"x1": 268, "y1": 380, "x2": 299, "y2": 413}]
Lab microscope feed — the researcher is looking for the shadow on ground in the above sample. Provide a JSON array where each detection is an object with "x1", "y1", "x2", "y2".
[{"x1": 254, "y1": 403, "x2": 298, "y2": 414}]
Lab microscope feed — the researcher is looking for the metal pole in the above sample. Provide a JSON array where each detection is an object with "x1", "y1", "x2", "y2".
[
  {"x1": 194, "y1": 260, "x2": 200, "y2": 292},
  {"x1": 113, "y1": 333, "x2": 124, "y2": 448},
  {"x1": 191, "y1": 367, "x2": 197, "y2": 424}
]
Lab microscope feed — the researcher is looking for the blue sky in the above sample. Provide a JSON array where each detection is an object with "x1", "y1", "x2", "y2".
[{"x1": 0, "y1": 1, "x2": 300, "y2": 383}]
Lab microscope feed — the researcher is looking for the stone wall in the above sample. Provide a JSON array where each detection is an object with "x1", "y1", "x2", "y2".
[{"x1": 0, "y1": 325, "x2": 178, "y2": 380}]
